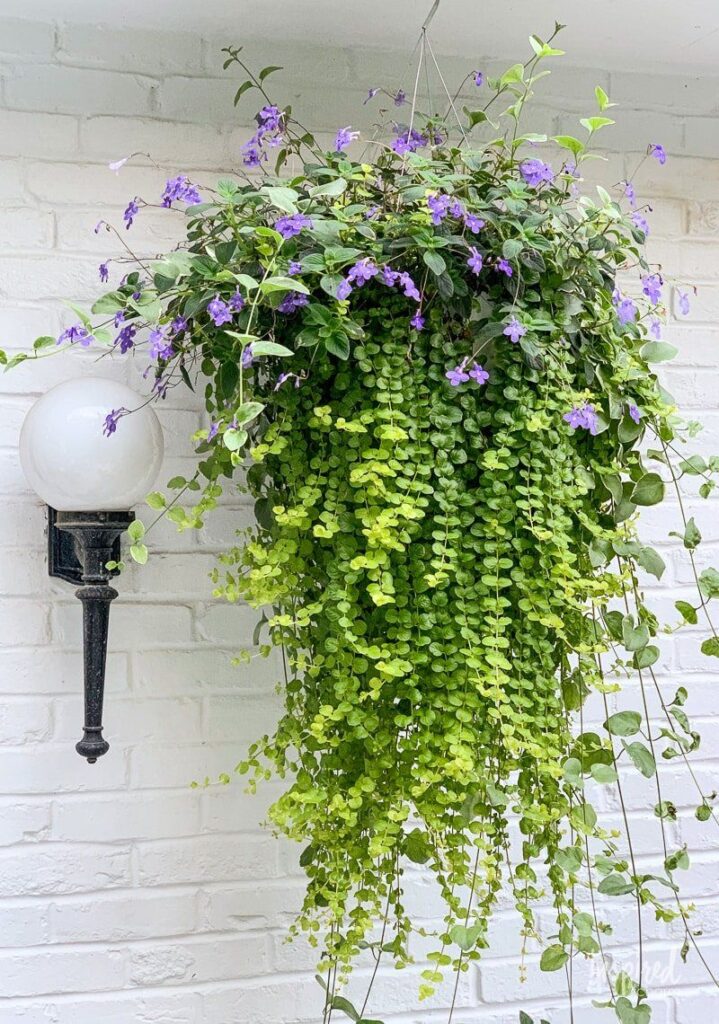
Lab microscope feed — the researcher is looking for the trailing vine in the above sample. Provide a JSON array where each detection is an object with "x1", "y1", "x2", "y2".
[{"x1": 6, "y1": 22, "x2": 719, "y2": 1024}]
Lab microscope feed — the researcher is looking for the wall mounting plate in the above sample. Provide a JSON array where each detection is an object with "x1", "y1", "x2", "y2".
[{"x1": 47, "y1": 507, "x2": 122, "y2": 585}]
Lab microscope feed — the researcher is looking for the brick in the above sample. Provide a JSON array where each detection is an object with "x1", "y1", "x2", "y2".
[
  {"x1": 0, "y1": 598, "x2": 49, "y2": 645},
  {"x1": 0, "y1": 843, "x2": 131, "y2": 896},
  {"x1": 128, "y1": 933, "x2": 268, "y2": 986},
  {"x1": 137, "y1": 834, "x2": 280, "y2": 886},
  {"x1": 58, "y1": 24, "x2": 204, "y2": 76},
  {"x1": 199, "y1": 878, "x2": 305, "y2": 932},
  {"x1": 0, "y1": 18, "x2": 55, "y2": 60},
  {"x1": 0, "y1": 207, "x2": 54, "y2": 249},
  {"x1": 52, "y1": 600, "x2": 193, "y2": 648},
  {"x1": 51, "y1": 889, "x2": 198, "y2": 942},
  {"x1": 9, "y1": 991, "x2": 202, "y2": 1023},
  {"x1": 0, "y1": 109, "x2": 80, "y2": 160},
  {"x1": 0, "y1": 946, "x2": 125, "y2": 997},
  {"x1": 0, "y1": 648, "x2": 128, "y2": 696},
  {"x1": 0, "y1": 800, "x2": 50, "y2": 845},
  {"x1": 52, "y1": 789, "x2": 200, "y2": 842},
  {"x1": 0, "y1": 697, "x2": 52, "y2": 744},
  {"x1": 53, "y1": 694, "x2": 202, "y2": 747},
  {"x1": 0, "y1": 747, "x2": 127, "y2": 794},
  {"x1": 5, "y1": 65, "x2": 156, "y2": 117},
  {"x1": 79, "y1": 114, "x2": 226, "y2": 168},
  {"x1": 0, "y1": 158, "x2": 26, "y2": 202}
]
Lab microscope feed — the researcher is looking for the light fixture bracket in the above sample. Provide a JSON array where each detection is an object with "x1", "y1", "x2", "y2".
[{"x1": 48, "y1": 506, "x2": 122, "y2": 585}]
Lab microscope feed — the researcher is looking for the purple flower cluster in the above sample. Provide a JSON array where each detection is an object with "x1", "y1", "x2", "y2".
[
  {"x1": 335, "y1": 126, "x2": 360, "y2": 151},
  {"x1": 161, "y1": 175, "x2": 202, "y2": 208},
  {"x1": 394, "y1": 89, "x2": 407, "y2": 107},
  {"x1": 242, "y1": 105, "x2": 285, "y2": 168},
  {"x1": 115, "y1": 323, "x2": 137, "y2": 353},
  {"x1": 148, "y1": 326, "x2": 174, "y2": 362},
  {"x1": 519, "y1": 159, "x2": 554, "y2": 187},
  {"x1": 467, "y1": 247, "x2": 483, "y2": 275},
  {"x1": 123, "y1": 198, "x2": 139, "y2": 229},
  {"x1": 642, "y1": 273, "x2": 663, "y2": 305},
  {"x1": 649, "y1": 143, "x2": 667, "y2": 165},
  {"x1": 391, "y1": 125, "x2": 428, "y2": 155},
  {"x1": 612, "y1": 289, "x2": 637, "y2": 325},
  {"x1": 622, "y1": 180, "x2": 636, "y2": 207},
  {"x1": 274, "y1": 213, "x2": 313, "y2": 239},
  {"x1": 564, "y1": 403, "x2": 599, "y2": 435},
  {"x1": 57, "y1": 324, "x2": 91, "y2": 347},
  {"x1": 410, "y1": 310, "x2": 425, "y2": 331},
  {"x1": 426, "y1": 192, "x2": 485, "y2": 235},
  {"x1": 628, "y1": 402, "x2": 642, "y2": 424},
  {"x1": 503, "y1": 316, "x2": 526, "y2": 344},
  {"x1": 207, "y1": 296, "x2": 233, "y2": 327},
  {"x1": 99, "y1": 262, "x2": 109, "y2": 283},
  {"x1": 446, "y1": 358, "x2": 489, "y2": 387},
  {"x1": 631, "y1": 211, "x2": 650, "y2": 235},
  {"x1": 103, "y1": 407, "x2": 128, "y2": 437},
  {"x1": 497, "y1": 259, "x2": 513, "y2": 278},
  {"x1": 278, "y1": 291, "x2": 309, "y2": 314},
  {"x1": 288, "y1": 261, "x2": 303, "y2": 276}
]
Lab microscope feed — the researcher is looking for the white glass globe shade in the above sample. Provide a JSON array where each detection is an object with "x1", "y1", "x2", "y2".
[{"x1": 20, "y1": 377, "x2": 164, "y2": 511}]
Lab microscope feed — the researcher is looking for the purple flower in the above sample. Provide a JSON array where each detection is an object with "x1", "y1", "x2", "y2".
[
  {"x1": 427, "y1": 193, "x2": 451, "y2": 225},
  {"x1": 473, "y1": 71, "x2": 484, "y2": 87},
  {"x1": 241, "y1": 345, "x2": 254, "y2": 369},
  {"x1": 519, "y1": 158, "x2": 554, "y2": 187},
  {"x1": 275, "y1": 213, "x2": 313, "y2": 239},
  {"x1": 347, "y1": 258, "x2": 378, "y2": 286},
  {"x1": 94, "y1": 220, "x2": 106, "y2": 234},
  {"x1": 288, "y1": 261, "x2": 303, "y2": 276},
  {"x1": 410, "y1": 311, "x2": 425, "y2": 331},
  {"x1": 398, "y1": 272, "x2": 421, "y2": 302},
  {"x1": 497, "y1": 259, "x2": 513, "y2": 278},
  {"x1": 171, "y1": 315, "x2": 188, "y2": 335},
  {"x1": 631, "y1": 212, "x2": 650, "y2": 235},
  {"x1": 678, "y1": 290, "x2": 691, "y2": 316},
  {"x1": 99, "y1": 262, "x2": 109, "y2": 283},
  {"x1": 365, "y1": 205, "x2": 380, "y2": 220},
  {"x1": 363, "y1": 88, "x2": 379, "y2": 104},
  {"x1": 242, "y1": 145, "x2": 264, "y2": 168},
  {"x1": 278, "y1": 291, "x2": 309, "y2": 314},
  {"x1": 337, "y1": 279, "x2": 353, "y2": 300},
  {"x1": 335, "y1": 125, "x2": 360, "y2": 151},
  {"x1": 148, "y1": 327, "x2": 174, "y2": 361},
  {"x1": 464, "y1": 213, "x2": 485, "y2": 234},
  {"x1": 123, "y1": 198, "x2": 139, "y2": 229},
  {"x1": 564, "y1": 403, "x2": 599, "y2": 435},
  {"x1": 229, "y1": 291, "x2": 245, "y2": 312},
  {"x1": 57, "y1": 324, "x2": 91, "y2": 347},
  {"x1": 649, "y1": 143, "x2": 667, "y2": 165},
  {"x1": 207, "y1": 296, "x2": 233, "y2": 327},
  {"x1": 650, "y1": 317, "x2": 662, "y2": 339},
  {"x1": 113, "y1": 310, "x2": 126, "y2": 328},
  {"x1": 258, "y1": 105, "x2": 283, "y2": 131},
  {"x1": 622, "y1": 180, "x2": 637, "y2": 207},
  {"x1": 274, "y1": 371, "x2": 301, "y2": 390},
  {"x1": 467, "y1": 247, "x2": 483, "y2": 275},
  {"x1": 503, "y1": 316, "x2": 526, "y2": 344},
  {"x1": 161, "y1": 175, "x2": 202, "y2": 207},
  {"x1": 628, "y1": 403, "x2": 642, "y2": 424},
  {"x1": 613, "y1": 289, "x2": 637, "y2": 325},
  {"x1": 642, "y1": 273, "x2": 663, "y2": 305},
  {"x1": 446, "y1": 360, "x2": 470, "y2": 387},
  {"x1": 115, "y1": 324, "x2": 136, "y2": 353},
  {"x1": 394, "y1": 89, "x2": 406, "y2": 106},
  {"x1": 207, "y1": 422, "x2": 220, "y2": 441},
  {"x1": 391, "y1": 126, "x2": 427, "y2": 155},
  {"x1": 469, "y1": 362, "x2": 489, "y2": 385},
  {"x1": 103, "y1": 407, "x2": 127, "y2": 437},
  {"x1": 381, "y1": 265, "x2": 399, "y2": 287}
]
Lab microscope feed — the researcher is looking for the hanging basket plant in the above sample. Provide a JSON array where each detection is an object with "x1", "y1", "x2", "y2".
[{"x1": 7, "y1": 24, "x2": 719, "y2": 1024}]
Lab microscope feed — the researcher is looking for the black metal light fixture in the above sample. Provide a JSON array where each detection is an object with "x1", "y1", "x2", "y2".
[{"x1": 19, "y1": 377, "x2": 164, "y2": 762}]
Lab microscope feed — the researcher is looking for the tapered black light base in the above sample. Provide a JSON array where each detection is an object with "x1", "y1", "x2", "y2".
[{"x1": 49, "y1": 510, "x2": 134, "y2": 763}]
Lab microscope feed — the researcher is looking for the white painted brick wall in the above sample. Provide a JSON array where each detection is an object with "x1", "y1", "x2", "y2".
[{"x1": 0, "y1": 14, "x2": 718, "y2": 1022}]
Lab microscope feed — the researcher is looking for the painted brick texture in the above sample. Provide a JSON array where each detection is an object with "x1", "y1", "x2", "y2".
[{"x1": 0, "y1": 14, "x2": 718, "y2": 1023}]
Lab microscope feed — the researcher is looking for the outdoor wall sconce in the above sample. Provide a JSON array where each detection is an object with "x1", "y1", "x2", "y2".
[{"x1": 19, "y1": 377, "x2": 164, "y2": 762}]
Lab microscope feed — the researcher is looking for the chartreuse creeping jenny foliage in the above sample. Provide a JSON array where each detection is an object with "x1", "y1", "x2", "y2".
[{"x1": 7, "y1": 25, "x2": 719, "y2": 1024}]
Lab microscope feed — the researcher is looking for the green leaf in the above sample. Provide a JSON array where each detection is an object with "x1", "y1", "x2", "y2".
[
  {"x1": 699, "y1": 567, "x2": 719, "y2": 599},
  {"x1": 259, "y1": 65, "x2": 283, "y2": 82},
  {"x1": 641, "y1": 341, "x2": 678, "y2": 363},
  {"x1": 502, "y1": 238, "x2": 524, "y2": 260},
  {"x1": 696, "y1": 802, "x2": 712, "y2": 821},
  {"x1": 465, "y1": 109, "x2": 489, "y2": 129},
  {"x1": 91, "y1": 291, "x2": 126, "y2": 314},
  {"x1": 223, "y1": 428, "x2": 249, "y2": 452},
  {"x1": 595, "y1": 85, "x2": 611, "y2": 110},
  {"x1": 233, "y1": 80, "x2": 254, "y2": 106},
  {"x1": 683, "y1": 517, "x2": 702, "y2": 550},
  {"x1": 605, "y1": 711, "x2": 641, "y2": 737},
  {"x1": 449, "y1": 922, "x2": 483, "y2": 951},
  {"x1": 423, "y1": 250, "x2": 446, "y2": 276},
  {"x1": 309, "y1": 178, "x2": 348, "y2": 198},
  {"x1": 260, "y1": 186, "x2": 299, "y2": 214},
  {"x1": 622, "y1": 616, "x2": 649, "y2": 651},
  {"x1": 324, "y1": 332, "x2": 350, "y2": 360},
  {"x1": 624, "y1": 740, "x2": 656, "y2": 777},
  {"x1": 234, "y1": 402, "x2": 265, "y2": 426},
  {"x1": 553, "y1": 135, "x2": 585, "y2": 158},
  {"x1": 597, "y1": 873, "x2": 635, "y2": 896},
  {"x1": 701, "y1": 636, "x2": 719, "y2": 658},
  {"x1": 261, "y1": 276, "x2": 310, "y2": 295},
  {"x1": 539, "y1": 944, "x2": 568, "y2": 972},
  {"x1": 580, "y1": 116, "x2": 615, "y2": 133},
  {"x1": 145, "y1": 492, "x2": 165, "y2": 510},
  {"x1": 633, "y1": 644, "x2": 659, "y2": 670},
  {"x1": 591, "y1": 763, "x2": 618, "y2": 784},
  {"x1": 251, "y1": 341, "x2": 294, "y2": 357},
  {"x1": 329, "y1": 995, "x2": 359, "y2": 1021},
  {"x1": 127, "y1": 520, "x2": 145, "y2": 542},
  {"x1": 630, "y1": 472, "x2": 665, "y2": 506},
  {"x1": 129, "y1": 543, "x2": 148, "y2": 565},
  {"x1": 636, "y1": 546, "x2": 665, "y2": 579},
  {"x1": 405, "y1": 827, "x2": 431, "y2": 864},
  {"x1": 562, "y1": 756, "x2": 583, "y2": 786}
]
